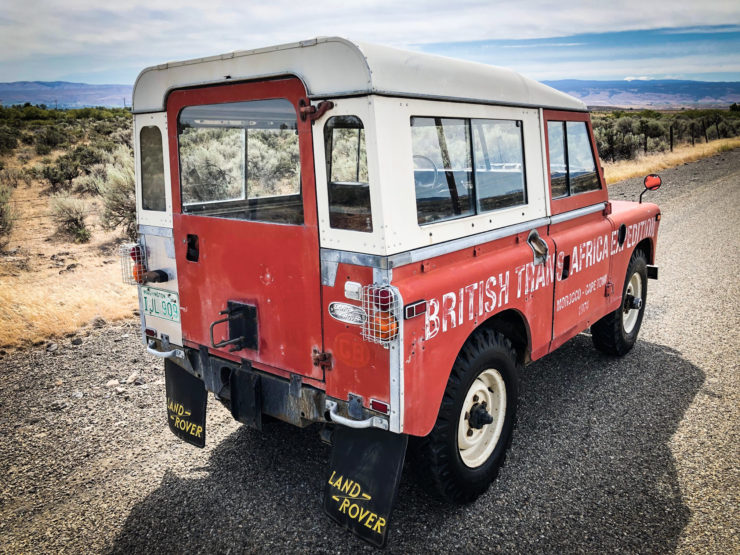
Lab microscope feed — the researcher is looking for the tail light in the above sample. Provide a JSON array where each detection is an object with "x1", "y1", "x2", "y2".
[
  {"x1": 119, "y1": 242, "x2": 147, "y2": 285},
  {"x1": 361, "y1": 284, "x2": 400, "y2": 347}
]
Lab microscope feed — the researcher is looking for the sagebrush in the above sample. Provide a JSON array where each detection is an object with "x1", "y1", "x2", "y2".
[
  {"x1": 50, "y1": 194, "x2": 90, "y2": 242},
  {"x1": 0, "y1": 184, "x2": 16, "y2": 250}
]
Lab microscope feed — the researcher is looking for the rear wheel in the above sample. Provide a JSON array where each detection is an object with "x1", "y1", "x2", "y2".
[
  {"x1": 591, "y1": 249, "x2": 648, "y2": 356},
  {"x1": 412, "y1": 329, "x2": 518, "y2": 504}
]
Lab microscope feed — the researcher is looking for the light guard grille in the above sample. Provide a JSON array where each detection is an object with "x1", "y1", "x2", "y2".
[
  {"x1": 361, "y1": 284, "x2": 400, "y2": 348},
  {"x1": 119, "y1": 242, "x2": 145, "y2": 285}
]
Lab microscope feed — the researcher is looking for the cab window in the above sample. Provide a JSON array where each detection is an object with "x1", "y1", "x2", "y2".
[
  {"x1": 547, "y1": 120, "x2": 600, "y2": 198},
  {"x1": 324, "y1": 116, "x2": 372, "y2": 232}
]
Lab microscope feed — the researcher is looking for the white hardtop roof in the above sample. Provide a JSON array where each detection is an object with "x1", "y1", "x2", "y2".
[{"x1": 132, "y1": 37, "x2": 586, "y2": 114}]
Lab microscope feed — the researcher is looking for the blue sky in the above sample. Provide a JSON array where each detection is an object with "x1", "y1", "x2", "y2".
[
  {"x1": 0, "y1": 1, "x2": 738, "y2": 84},
  {"x1": 420, "y1": 26, "x2": 740, "y2": 81}
]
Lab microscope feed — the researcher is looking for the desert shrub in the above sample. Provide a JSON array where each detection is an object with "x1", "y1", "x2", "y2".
[
  {"x1": 35, "y1": 143, "x2": 52, "y2": 155},
  {"x1": 36, "y1": 125, "x2": 66, "y2": 151},
  {"x1": 0, "y1": 184, "x2": 16, "y2": 250},
  {"x1": 16, "y1": 148, "x2": 33, "y2": 165},
  {"x1": 109, "y1": 125, "x2": 133, "y2": 148},
  {"x1": 100, "y1": 146, "x2": 136, "y2": 239},
  {"x1": 0, "y1": 168, "x2": 24, "y2": 189},
  {"x1": 50, "y1": 194, "x2": 90, "y2": 242},
  {"x1": 72, "y1": 163, "x2": 108, "y2": 195},
  {"x1": 0, "y1": 125, "x2": 20, "y2": 155},
  {"x1": 42, "y1": 156, "x2": 79, "y2": 192},
  {"x1": 41, "y1": 145, "x2": 107, "y2": 193},
  {"x1": 71, "y1": 144, "x2": 107, "y2": 168}
]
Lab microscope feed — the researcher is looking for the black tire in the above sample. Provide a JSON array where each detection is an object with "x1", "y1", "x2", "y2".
[
  {"x1": 411, "y1": 329, "x2": 518, "y2": 504},
  {"x1": 591, "y1": 249, "x2": 648, "y2": 356}
]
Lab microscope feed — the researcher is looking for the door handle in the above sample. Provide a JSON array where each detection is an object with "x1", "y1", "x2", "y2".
[{"x1": 527, "y1": 229, "x2": 549, "y2": 266}]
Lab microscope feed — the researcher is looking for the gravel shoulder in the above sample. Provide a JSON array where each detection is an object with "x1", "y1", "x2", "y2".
[{"x1": 1, "y1": 150, "x2": 738, "y2": 553}]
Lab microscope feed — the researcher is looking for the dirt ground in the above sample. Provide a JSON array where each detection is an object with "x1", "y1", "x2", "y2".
[
  {"x1": 1, "y1": 150, "x2": 738, "y2": 553},
  {"x1": 0, "y1": 148, "x2": 137, "y2": 348}
]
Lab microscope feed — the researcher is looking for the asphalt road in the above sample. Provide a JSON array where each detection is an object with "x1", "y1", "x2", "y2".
[{"x1": 1, "y1": 149, "x2": 738, "y2": 553}]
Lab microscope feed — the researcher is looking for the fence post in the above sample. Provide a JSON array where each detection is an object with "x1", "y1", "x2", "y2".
[{"x1": 670, "y1": 125, "x2": 674, "y2": 152}]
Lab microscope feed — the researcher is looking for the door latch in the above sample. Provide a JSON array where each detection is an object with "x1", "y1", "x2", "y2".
[{"x1": 526, "y1": 229, "x2": 549, "y2": 266}]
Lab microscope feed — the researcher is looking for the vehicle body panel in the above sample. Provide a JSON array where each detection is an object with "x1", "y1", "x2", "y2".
[{"x1": 166, "y1": 78, "x2": 324, "y2": 380}]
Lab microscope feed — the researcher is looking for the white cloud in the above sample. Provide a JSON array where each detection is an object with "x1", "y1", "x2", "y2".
[{"x1": 1, "y1": 0, "x2": 739, "y2": 82}]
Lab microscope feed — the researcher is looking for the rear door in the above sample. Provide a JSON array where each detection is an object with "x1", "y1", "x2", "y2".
[{"x1": 166, "y1": 78, "x2": 324, "y2": 380}]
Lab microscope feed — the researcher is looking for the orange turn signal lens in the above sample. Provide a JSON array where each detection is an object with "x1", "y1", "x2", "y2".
[
  {"x1": 132, "y1": 262, "x2": 146, "y2": 284},
  {"x1": 369, "y1": 311, "x2": 399, "y2": 342}
]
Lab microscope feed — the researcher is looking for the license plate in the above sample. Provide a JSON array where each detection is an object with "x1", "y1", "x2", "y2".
[{"x1": 141, "y1": 286, "x2": 180, "y2": 323}]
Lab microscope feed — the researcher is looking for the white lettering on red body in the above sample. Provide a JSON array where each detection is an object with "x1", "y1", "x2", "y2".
[{"x1": 423, "y1": 216, "x2": 656, "y2": 341}]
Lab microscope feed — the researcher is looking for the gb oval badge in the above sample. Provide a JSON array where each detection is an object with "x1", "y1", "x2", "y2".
[{"x1": 328, "y1": 302, "x2": 367, "y2": 326}]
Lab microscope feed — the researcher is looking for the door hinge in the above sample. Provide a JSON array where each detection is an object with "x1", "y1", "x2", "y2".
[
  {"x1": 299, "y1": 99, "x2": 334, "y2": 122},
  {"x1": 312, "y1": 349, "x2": 333, "y2": 371},
  {"x1": 604, "y1": 282, "x2": 614, "y2": 297}
]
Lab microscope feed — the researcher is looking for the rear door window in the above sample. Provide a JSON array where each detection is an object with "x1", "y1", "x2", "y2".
[{"x1": 177, "y1": 99, "x2": 303, "y2": 224}]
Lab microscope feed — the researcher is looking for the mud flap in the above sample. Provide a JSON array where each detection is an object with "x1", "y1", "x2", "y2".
[
  {"x1": 324, "y1": 426, "x2": 408, "y2": 548},
  {"x1": 165, "y1": 359, "x2": 207, "y2": 448}
]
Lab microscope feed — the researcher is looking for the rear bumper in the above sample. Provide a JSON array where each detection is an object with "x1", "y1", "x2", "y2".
[{"x1": 151, "y1": 340, "x2": 389, "y2": 430}]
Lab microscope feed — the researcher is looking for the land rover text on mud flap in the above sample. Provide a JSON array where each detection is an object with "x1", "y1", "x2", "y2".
[{"x1": 125, "y1": 37, "x2": 662, "y2": 547}]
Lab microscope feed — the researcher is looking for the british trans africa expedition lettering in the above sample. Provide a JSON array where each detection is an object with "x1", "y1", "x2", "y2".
[{"x1": 424, "y1": 216, "x2": 656, "y2": 340}]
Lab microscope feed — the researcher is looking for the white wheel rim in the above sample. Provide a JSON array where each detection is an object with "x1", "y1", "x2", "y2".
[
  {"x1": 457, "y1": 368, "x2": 507, "y2": 468},
  {"x1": 623, "y1": 271, "x2": 643, "y2": 334}
]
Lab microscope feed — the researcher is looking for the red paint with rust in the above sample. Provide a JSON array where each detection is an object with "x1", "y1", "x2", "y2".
[
  {"x1": 166, "y1": 78, "x2": 325, "y2": 381},
  {"x1": 321, "y1": 264, "x2": 392, "y2": 405}
]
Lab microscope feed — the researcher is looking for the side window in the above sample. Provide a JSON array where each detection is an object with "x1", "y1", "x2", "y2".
[
  {"x1": 412, "y1": 117, "x2": 526, "y2": 225},
  {"x1": 324, "y1": 116, "x2": 372, "y2": 232},
  {"x1": 547, "y1": 122, "x2": 567, "y2": 198},
  {"x1": 177, "y1": 99, "x2": 302, "y2": 224},
  {"x1": 547, "y1": 120, "x2": 600, "y2": 198},
  {"x1": 140, "y1": 126, "x2": 166, "y2": 211},
  {"x1": 566, "y1": 122, "x2": 600, "y2": 194},
  {"x1": 411, "y1": 117, "x2": 473, "y2": 225},
  {"x1": 472, "y1": 119, "x2": 527, "y2": 211}
]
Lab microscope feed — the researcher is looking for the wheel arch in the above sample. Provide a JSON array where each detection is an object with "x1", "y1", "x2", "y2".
[
  {"x1": 635, "y1": 237, "x2": 654, "y2": 264},
  {"x1": 477, "y1": 308, "x2": 531, "y2": 366}
]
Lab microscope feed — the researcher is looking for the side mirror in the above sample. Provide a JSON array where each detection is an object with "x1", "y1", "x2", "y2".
[{"x1": 640, "y1": 174, "x2": 662, "y2": 203}]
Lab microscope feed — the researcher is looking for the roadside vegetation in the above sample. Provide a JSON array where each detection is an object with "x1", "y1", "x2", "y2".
[
  {"x1": 0, "y1": 104, "x2": 137, "y2": 348},
  {"x1": 0, "y1": 103, "x2": 738, "y2": 348}
]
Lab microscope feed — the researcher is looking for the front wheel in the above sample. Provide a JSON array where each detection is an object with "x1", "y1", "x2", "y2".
[
  {"x1": 412, "y1": 329, "x2": 518, "y2": 504},
  {"x1": 591, "y1": 249, "x2": 648, "y2": 356}
]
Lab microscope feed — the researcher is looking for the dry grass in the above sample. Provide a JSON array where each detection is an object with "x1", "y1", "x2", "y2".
[
  {"x1": 0, "y1": 265, "x2": 137, "y2": 348},
  {"x1": 0, "y1": 149, "x2": 137, "y2": 349},
  {"x1": 603, "y1": 137, "x2": 740, "y2": 185}
]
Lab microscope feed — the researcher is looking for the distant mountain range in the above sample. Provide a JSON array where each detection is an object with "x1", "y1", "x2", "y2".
[
  {"x1": 542, "y1": 79, "x2": 740, "y2": 108},
  {"x1": 0, "y1": 81, "x2": 132, "y2": 108},
  {"x1": 0, "y1": 79, "x2": 738, "y2": 109}
]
